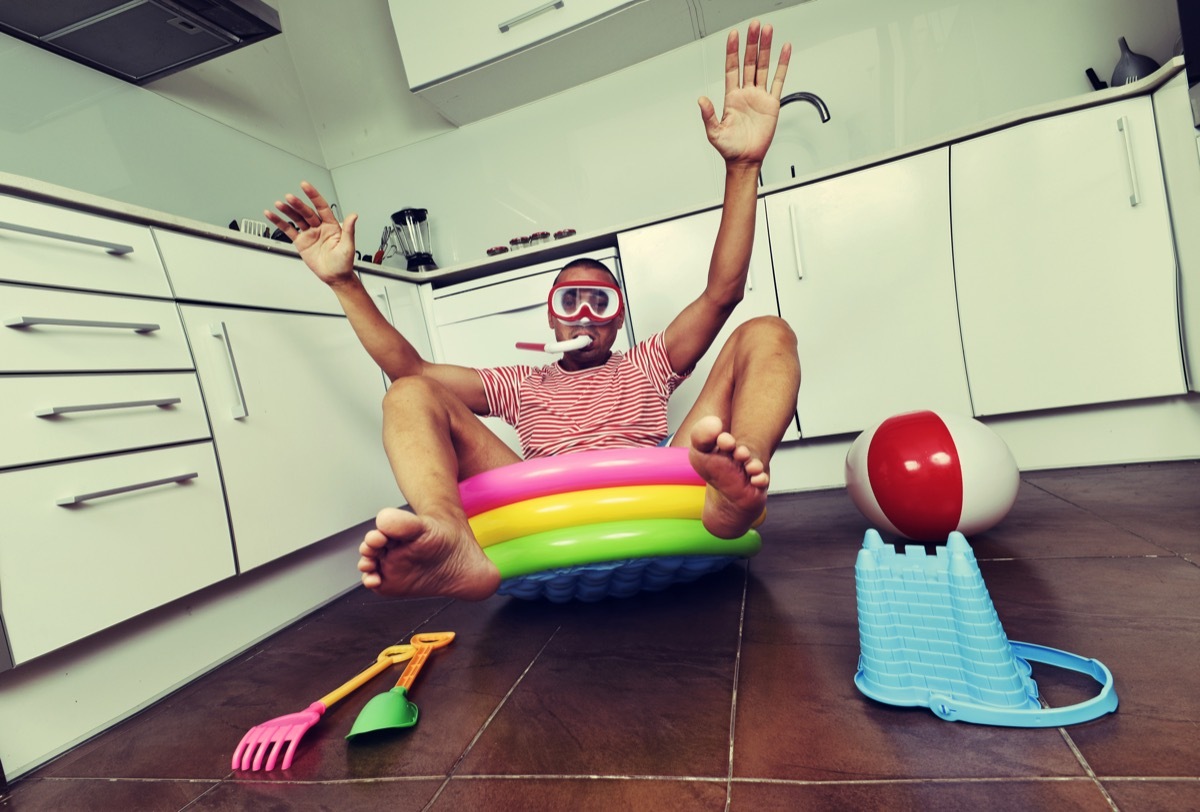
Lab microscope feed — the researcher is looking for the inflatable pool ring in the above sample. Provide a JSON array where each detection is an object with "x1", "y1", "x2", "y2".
[{"x1": 458, "y1": 447, "x2": 765, "y2": 602}]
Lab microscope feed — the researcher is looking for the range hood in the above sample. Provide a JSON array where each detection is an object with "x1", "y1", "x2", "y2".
[{"x1": 0, "y1": 0, "x2": 280, "y2": 85}]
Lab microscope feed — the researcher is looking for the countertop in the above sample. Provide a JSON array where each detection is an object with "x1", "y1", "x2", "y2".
[{"x1": 0, "y1": 58, "x2": 1184, "y2": 290}]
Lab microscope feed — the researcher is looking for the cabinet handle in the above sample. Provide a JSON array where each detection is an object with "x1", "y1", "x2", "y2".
[
  {"x1": 4, "y1": 316, "x2": 160, "y2": 333},
  {"x1": 56, "y1": 472, "x2": 198, "y2": 506},
  {"x1": 788, "y1": 204, "x2": 805, "y2": 279},
  {"x1": 746, "y1": 265, "x2": 755, "y2": 292},
  {"x1": 498, "y1": 0, "x2": 564, "y2": 32},
  {"x1": 0, "y1": 220, "x2": 134, "y2": 255},
  {"x1": 1117, "y1": 115, "x2": 1141, "y2": 207},
  {"x1": 35, "y1": 397, "x2": 182, "y2": 418},
  {"x1": 210, "y1": 322, "x2": 249, "y2": 420}
]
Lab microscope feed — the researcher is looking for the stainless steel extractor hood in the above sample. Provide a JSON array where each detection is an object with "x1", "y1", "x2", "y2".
[{"x1": 0, "y1": 0, "x2": 280, "y2": 85}]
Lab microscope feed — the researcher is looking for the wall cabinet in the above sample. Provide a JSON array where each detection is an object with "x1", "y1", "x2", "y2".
[
  {"x1": 390, "y1": 0, "x2": 696, "y2": 125},
  {"x1": 617, "y1": 202, "x2": 799, "y2": 441},
  {"x1": 764, "y1": 147, "x2": 974, "y2": 437},
  {"x1": 951, "y1": 97, "x2": 1187, "y2": 415}
]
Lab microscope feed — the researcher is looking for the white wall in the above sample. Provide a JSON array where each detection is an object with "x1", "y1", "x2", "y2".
[
  {"x1": 331, "y1": 0, "x2": 1182, "y2": 269},
  {"x1": 0, "y1": 32, "x2": 333, "y2": 228}
]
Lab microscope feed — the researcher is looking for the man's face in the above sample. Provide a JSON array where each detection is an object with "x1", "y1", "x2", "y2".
[{"x1": 547, "y1": 267, "x2": 625, "y2": 368}]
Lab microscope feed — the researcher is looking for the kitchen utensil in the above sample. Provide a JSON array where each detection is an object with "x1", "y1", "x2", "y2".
[
  {"x1": 346, "y1": 631, "x2": 455, "y2": 739},
  {"x1": 232, "y1": 644, "x2": 415, "y2": 771},
  {"x1": 390, "y1": 208, "x2": 437, "y2": 272},
  {"x1": 1110, "y1": 36, "x2": 1159, "y2": 86}
]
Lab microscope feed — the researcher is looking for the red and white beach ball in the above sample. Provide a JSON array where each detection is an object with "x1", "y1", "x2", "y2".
[{"x1": 845, "y1": 410, "x2": 1020, "y2": 542}]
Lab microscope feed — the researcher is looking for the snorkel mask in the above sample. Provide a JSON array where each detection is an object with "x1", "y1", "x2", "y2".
[{"x1": 547, "y1": 282, "x2": 623, "y2": 324}]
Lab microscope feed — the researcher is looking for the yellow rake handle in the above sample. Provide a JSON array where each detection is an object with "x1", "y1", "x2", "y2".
[{"x1": 319, "y1": 644, "x2": 414, "y2": 708}]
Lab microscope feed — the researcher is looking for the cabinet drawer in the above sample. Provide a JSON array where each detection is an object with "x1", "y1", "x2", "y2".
[
  {"x1": 0, "y1": 443, "x2": 235, "y2": 663},
  {"x1": 0, "y1": 195, "x2": 171, "y2": 297},
  {"x1": 0, "y1": 373, "x2": 211, "y2": 470},
  {"x1": 0, "y1": 283, "x2": 193, "y2": 372},
  {"x1": 155, "y1": 229, "x2": 341, "y2": 315}
]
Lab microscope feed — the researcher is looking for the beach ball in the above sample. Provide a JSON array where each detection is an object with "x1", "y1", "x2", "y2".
[{"x1": 845, "y1": 410, "x2": 1019, "y2": 542}]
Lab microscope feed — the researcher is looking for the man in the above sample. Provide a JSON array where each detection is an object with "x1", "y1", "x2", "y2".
[{"x1": 265, "y1": 21, "x2": 801, "y2": 601}]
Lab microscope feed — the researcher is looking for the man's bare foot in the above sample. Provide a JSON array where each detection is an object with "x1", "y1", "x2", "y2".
[
  {"x1": 358, "y1": 507, "x2": 501, "y2": 600},
  {"x1": 688, "y1": 415, "x2": 770, "y2": 539}
]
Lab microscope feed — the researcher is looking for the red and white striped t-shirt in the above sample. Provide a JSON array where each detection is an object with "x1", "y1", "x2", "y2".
[{"x1": 477, "y1": 331, "x2": 687, "y2": 459}]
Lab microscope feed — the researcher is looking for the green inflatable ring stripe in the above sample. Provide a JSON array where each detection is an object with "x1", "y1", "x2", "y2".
[{"x1": 482, "y1": 518, "x2": 762, "y2": 579}]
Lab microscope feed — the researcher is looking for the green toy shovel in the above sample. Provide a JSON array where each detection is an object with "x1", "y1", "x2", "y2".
[{"x1": 346, "y1": 631, "x2": 455, "y2": 739}]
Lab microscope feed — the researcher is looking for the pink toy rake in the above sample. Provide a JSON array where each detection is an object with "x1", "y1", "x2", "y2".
[{"x1": 232, "y1": 643, "x2": 415, "y2": 771}]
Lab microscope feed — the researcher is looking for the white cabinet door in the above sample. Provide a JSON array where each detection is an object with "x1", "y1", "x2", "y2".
[
  {"x1": 766, "y1": 147, "x2": 973, "y2": 437},
  {"x1": 357, "y1": 272, "x2": 436, "y2": 384},
  {"x1": 618, "y1": 202, "x2": 799, "y2": 441},
  {"x1": 393, "y1": 0, "x2": 630, "y2": 89},
  {"x1": 390, "y1": 0, "x2": 696, "y2": 124},
  {"x1": 952, "y1": 97, "x2": 1186, "y2": 415},
  {"x1": 179, "y1": 306, "x2": 398, "y2": 571}
]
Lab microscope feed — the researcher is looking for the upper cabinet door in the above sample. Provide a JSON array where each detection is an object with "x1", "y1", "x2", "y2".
[
  {"x1": 766, "y1": 147, "x2": 973, "y2": 438},
  {"x1": 618, "y1": 202, "x2": 799, "y2": 441},
  {"x1": 394, "y1": 0, "x2": 636, "y2": 89},
  {"x1": 952, "y1": 97, "x2": 1186, "y2": 416}
]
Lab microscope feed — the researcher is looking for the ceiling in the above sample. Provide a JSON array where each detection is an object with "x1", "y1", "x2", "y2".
[{"x1": 146, "y1": 0, "x2": 454, "y2": 170}]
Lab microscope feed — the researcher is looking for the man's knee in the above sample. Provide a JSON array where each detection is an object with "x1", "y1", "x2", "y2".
[
  {"x1": 731, "y1": 316, "x2": 799, "y2": 356},
  {"x1": 383, "y1": 374, "x2": 447, "y2": 411}
]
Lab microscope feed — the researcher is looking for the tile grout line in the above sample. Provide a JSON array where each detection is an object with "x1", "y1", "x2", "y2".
[
  {"x1": 1057, "y1": 726, "x2": 1120, "y2": 812},
  {"x1": 420, "y1": 625, "x2": 562, "y2": 812},
  {"x1": 724, "y1": 565, "x2": 750, "y2": 812}
]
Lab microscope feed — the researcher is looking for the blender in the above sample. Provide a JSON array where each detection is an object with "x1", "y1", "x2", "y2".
[{"x1": 390, "y1": 208, "x2": 437, "y2": 272}]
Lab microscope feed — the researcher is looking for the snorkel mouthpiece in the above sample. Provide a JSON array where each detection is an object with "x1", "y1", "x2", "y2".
[{"x1": 516, "y1": 335, "x2": 593, "y2": 354}]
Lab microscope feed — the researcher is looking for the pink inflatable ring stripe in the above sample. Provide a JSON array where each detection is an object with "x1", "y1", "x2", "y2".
[{"x1": 459, "y1": 446, "x2": 702, "y2": 518}]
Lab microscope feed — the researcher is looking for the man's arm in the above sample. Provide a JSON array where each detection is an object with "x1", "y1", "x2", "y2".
[
  {"x1": 265, "y1": 181, "x2": 489, "y2": 413},
  {"x1": 662, "y1": 21, "x2": 790, "y2": 375}
]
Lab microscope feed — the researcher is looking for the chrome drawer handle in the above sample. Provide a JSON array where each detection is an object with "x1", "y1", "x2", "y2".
[
  {"x1": 499, "y1": 0, "x2": 564, "y2": 32},
  {"x1": 5, "y1": 316, "x2": 160, "y2": 333},
  {"x1": 210, "y1": 322, "x2": 249, "y2": 420},
  {"x1": 56, "y1": 472, "x2": 198, "y2": 506},
  {"x1": 0, "y1": 220, "x2": 134, "y2": 255},
  {"x1": 35, "y1": 397, "x2": 182, "y2": 418}
]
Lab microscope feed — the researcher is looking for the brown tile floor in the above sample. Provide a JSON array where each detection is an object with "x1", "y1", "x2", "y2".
[{"x1": 3, "y1": 460, "x2": 1199, "y2": 811}]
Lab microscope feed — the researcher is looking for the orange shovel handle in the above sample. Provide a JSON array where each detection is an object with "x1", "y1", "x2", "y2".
[{"x1": 395, "y1": 631, "x2": 455, "y2": 691}]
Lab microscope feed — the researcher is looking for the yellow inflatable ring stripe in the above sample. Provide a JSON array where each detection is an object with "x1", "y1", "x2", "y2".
[
  {"x1": 468, "y1": 484, "x2": 701, "y2": 547},
  {"x1": 468, "y1": 484, "x2": 765, "y2": 547}
]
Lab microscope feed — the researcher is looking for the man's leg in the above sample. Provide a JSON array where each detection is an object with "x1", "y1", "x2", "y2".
[
  {"x1": 670, "y1": 316, "x2": 800, "y2": 538},
  {"x1": 359, "y1": 375, "x2": 521, "y2": 600}
]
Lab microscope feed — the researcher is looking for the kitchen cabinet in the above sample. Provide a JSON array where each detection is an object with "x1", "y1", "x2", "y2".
[
  {"x1": 1152, "y1": 73, "x2": 1200, "y2": 392},
  {"x1": 951, "y1": 97, "x2": 1186, "y2": 415},
  {"x1": 0, "y1": 194, "x2": 172, "y2": 298},
  {"x1": 390, "y1": 0, "x2": 697, "y2": 125},
  {"x1": 617, "y1": 202, "x2": 799, "y2": 441},
  {"x1": 764, "y1": 147, "x2": 973, "y2": 437},
  {"x1": 428, "y1": 250, "x2": 631, "y2": 453},
  {"x1": 0, "y1": 200, "x2": 235, "y2": 666},
  {"x1": 0, "y1": 443, "x2": 233, "y2": 664},
  {"x1": 358, "y1": 270, "x2": 436, "y2": 386},
  {"x1": 177, "y1": 302, "x2": 398, "y2": 572}
]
